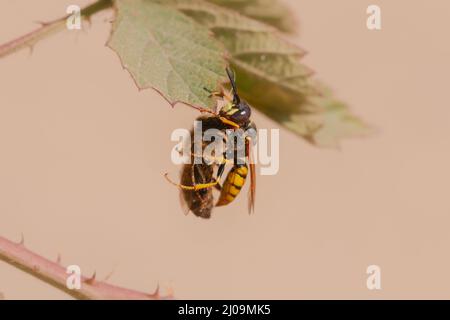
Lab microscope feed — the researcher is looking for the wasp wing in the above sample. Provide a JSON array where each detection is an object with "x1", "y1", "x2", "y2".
[{"x1": 246, "y1": 137, "x2": 256, "y2": 214}]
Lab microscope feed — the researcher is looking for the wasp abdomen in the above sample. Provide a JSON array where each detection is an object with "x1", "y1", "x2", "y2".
[{"x1": 216, "y1": 164, "x2": 248, "y2": 206}]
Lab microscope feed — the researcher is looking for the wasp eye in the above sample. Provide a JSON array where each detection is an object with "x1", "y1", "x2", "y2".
[{"x1": 229, "y1": 101, "x2": 251, "y2": 125}]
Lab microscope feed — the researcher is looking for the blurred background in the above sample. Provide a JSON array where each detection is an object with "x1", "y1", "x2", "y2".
[{"x1": 0, "y1": 0, "x2": 449, "y2": 299}]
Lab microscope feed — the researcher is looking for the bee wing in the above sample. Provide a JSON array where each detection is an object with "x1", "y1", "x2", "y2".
[
  {"x1": 178, "y1": 188, "x2": 191, "y2": 216},
  {"x1": 246, "y1": 137, "x2": 256, "y2": 214}
]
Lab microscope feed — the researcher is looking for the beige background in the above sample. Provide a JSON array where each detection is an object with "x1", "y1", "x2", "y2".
[{"x1": 1, "y1": 0, "x2": 449, "y2": 299}]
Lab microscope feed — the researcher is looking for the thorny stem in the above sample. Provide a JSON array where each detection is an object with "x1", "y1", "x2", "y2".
[
  {"x1": 0, "y1": 0, "x2": 172, "y2": 300},
  {"x1": 0, "y1": 235, "x2": 169, "y2": 300},
  {"x1": 0, "y1": 0, "x2": 114, "y2": 59}
]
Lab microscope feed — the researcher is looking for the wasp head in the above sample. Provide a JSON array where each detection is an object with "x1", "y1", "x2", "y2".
[
  {"x1": 219, "y1": 100, "x2": 251, "y2": 127},
  {"x1": 219, "y1": 68, "x2": 252, "y2": 127}
]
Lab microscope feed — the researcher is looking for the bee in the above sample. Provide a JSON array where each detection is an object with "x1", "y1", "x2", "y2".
[{"x1": 165, "y1": 68, "x2": 257, "y2": 219}]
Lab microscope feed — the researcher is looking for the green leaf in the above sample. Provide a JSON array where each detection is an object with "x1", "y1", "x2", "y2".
[
  {"x1": 205, "y1": 0, "x2": 297, "y2": 33},
  {"x1": 110, "y1": 0, "x2": 369, "y2": 147},
  {"x1": 283, "y1": 88, "x2": 371, "y2": 148},
  {"x1": 168, "y1": 0, "x2": 370, "y2": 147},
  {"x1": 108, "y1": 0, "x2": 227, "y2": 107}
]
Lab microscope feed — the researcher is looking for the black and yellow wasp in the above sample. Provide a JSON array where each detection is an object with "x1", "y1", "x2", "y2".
[{"x1": 165, "y1": 68, "x2": 257, "y2": 219}]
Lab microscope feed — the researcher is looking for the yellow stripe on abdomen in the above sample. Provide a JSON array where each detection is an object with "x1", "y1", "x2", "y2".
[{"x1": 216, "y1": 165, "x2": 248, "y2": 207}]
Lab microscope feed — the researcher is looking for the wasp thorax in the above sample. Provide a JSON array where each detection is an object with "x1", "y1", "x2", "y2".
[{"x1": 220, "y1": 101, "x2": 252, "y2": 127}]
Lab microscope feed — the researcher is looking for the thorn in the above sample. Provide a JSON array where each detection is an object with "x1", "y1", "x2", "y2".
[
  {"x1": 19, "y1": 233, "x2": 25, "y2": 246},
  {"x1": 148, "y1": 282, "x2": 160, "y2": 299},
  {"x1": 56, "y1": 253, "x2": 62, "y2": 264},
  {"x1": 34, "y1": 20, "x2": 50, "y2": 27},
  {"x1": 103, "y1": 265, "x2": 117, "y2": 282},
  {"x1": 28, "y1": 45, "x2": 34, "y2": 56},
  {"x1": 85, "y1": 271, "x2": 96, "y2": 285}
]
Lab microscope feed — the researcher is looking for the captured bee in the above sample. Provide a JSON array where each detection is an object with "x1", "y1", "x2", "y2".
[{"x1": 165, "y1": 68, "x2": 257, "y2": 219}]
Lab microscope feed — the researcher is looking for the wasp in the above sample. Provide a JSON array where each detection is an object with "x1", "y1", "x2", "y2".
[{"x1": 165, "y1": 68, "x2": 257, "y2": 219}]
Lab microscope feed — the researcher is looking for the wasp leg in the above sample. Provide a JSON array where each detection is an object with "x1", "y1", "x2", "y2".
[
  {"x1": 219, "y1": 116, "x2": 240, "y2": 128},
  {"x1": 192, "y1": 164, "x2": 222, "y2": 192},
  {"x1": 194, "y1": 106, "x2": 240, "y2": 129},
  {"x1": 164, "y1": 173, "x2": 219, "y2": 191},
  {"x1": 192, "y1": 157, "x2": 227, "y2": 192},
  {"x1": 216, "y1": 140, "x2": 229, "y2": 180},
  {"x1": 214, "y1": 135, "x2": 231, "y2": 191},
  {"x1": 213, "y1": 160, "x2": 227, "y2": 192},
  {"x1": 214, "y1": 182, "x2": 222, "y2": 191},
  {"x1": 203, "y1": 87, "x2": 224, "y2": 98},
  {"x1": 217, "y1": 162, "x2": 226, "y2": 179},
  {"x1": 186, "y1": 153, "x2": 228, "y2": 193},
  {"x1": 213, "y1": 163, "x2": 226, "y2": 192}
]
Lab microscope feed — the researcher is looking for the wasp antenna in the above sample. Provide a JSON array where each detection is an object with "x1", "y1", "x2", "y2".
[{"x1": 226, "y1": 67, "x2": 240, "y2": 104}]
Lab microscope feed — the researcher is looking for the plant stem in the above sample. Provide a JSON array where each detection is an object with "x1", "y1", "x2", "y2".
[
  {"x1": 0, "y1": 235, "x2": 167, "y2": 300},
  {"x1": 0, "y1": 0, "x2": 114, "y2": 59},
  {"x1": 0, "y1": 1, "x2": 172, "y2": 299}
]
